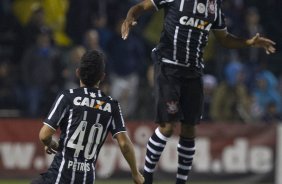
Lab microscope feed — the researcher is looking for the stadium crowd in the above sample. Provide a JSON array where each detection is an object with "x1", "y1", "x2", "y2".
[{"x1": 0, "y1": 0, "x2": 281, "y2": 123}]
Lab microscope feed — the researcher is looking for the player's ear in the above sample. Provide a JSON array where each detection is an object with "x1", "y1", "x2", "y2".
[
  {"x1": 100, "y1": 72, "x2": 106, "y2": 82},
  {"x1": 76, "y1": 68, "x2": 80, "y2": 78}
]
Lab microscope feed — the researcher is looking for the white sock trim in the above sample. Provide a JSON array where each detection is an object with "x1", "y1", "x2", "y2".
[
  {"x1": 155, "y1": 128, "x2": 169, "y2": 141},
  {"x1": 176, "y1": 174, "x2": 188, "y2": 180},
  {"x1": 177, "y1": 144, "x2": 196, "y2": 151},
  {"x1": 178, "y1": 164, "x2": 192, "y2": 170},
  {"x1": 147, "y1": 144, "x2": 162, "y2": 155},
  {"x1": 178, "y1": 152, "x2": 194, "y2": 159},
  {"x1": 145, "y1": 156, "x2": 158, "y2": 164},
  {"x1": 144, "y1": 165, "x2": 155, "y2": 173},
  {"x1": 150, "y1": 137, "x2": 166, "y2": 147}
]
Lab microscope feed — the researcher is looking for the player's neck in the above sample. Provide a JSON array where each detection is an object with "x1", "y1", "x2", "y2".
[{"x1": 80, "y1": 81, "x2": 100, "y2": 89}]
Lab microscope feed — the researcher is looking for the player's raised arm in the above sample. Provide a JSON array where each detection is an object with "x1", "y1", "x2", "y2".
[
  {"x1": 115, "y1": 132, "x2": 144, "y2": 184},
  {"x1": 213, "y1": 29, "x2": 276, "y2": 54},
  {"x1": 121, "y1": 0, "x2": 155, "y2": 40}
]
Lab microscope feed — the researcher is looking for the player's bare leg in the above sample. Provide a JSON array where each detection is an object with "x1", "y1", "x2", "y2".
[{"x1": 159, "y1": 122, "x2": 176, "y2": 137}]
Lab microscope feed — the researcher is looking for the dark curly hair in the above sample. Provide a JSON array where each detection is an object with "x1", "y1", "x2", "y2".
[{"x1": 79, "y1": 50, "x2": 105, "y2": 87}]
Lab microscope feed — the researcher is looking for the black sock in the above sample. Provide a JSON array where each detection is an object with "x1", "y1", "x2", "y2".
[{"x1": 176, "y1": 137, "x2": 195, "y2": 184}]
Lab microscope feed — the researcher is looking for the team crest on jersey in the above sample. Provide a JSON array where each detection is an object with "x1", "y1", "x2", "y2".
[
  {"x1": 208, "y1": 0, "x2": 215, "y2": 14},
  {"x1": 197, "y1": 3, "x2": 206, "y2": 14},
  {"x1": 166, "y1": 101, "x2": 179, "y2": 114}
]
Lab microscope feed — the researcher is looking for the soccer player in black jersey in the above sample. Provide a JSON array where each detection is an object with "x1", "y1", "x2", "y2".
[
  {"x1": 31, "y1": 50, "x2": 144, "y2": 184},
  {"x1": 121, "y1": 0, "x2": 276, "y2": 184}
]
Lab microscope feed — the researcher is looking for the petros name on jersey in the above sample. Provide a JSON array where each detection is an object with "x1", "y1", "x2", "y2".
[
  {"x1": 179, "y1": 16, "x2": 212, "y2": 31},
  {"x1": 67, "y1": 160, "x2": 91, "y2": 172},
  {"x1": 73, "y1": 97, "x2": 111, "y2": 112}
]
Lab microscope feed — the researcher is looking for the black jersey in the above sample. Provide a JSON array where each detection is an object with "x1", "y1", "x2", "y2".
[
  {"x1": 152, "y1": 0, "x2": 226, "y2": 77},
  {"x1": 43, "y1": 87, "x2": 126, "y2": 184}
]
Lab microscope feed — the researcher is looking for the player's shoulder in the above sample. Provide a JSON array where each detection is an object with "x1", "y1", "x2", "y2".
[
  {"x1": 96, "y1": 92, "x2": 122, "y2": 112},
  {"x1": 63, "y1": 88, "x2": 89, "y2": 96},
  {"x1": 66, "y1": 88, "x2": 81, "y2": 94},
  {"x1": 52, "y1": 89, "x2": 71, "y2": 98},
  {"x1": 102, "y1": 94, "x2": 119, "y2": 104},
  {"x1": 58, "y1": 89, "x2": 76, "y2": 97},
  {"x1": 63, "y1": 87, "x2": 120, "y2": 104},
  {"x1": 55, "y1": 88, "x2": 83, "y2": 102},
  {"x1": 101, "y1": 94, "x2": 120, "y2": 106}
]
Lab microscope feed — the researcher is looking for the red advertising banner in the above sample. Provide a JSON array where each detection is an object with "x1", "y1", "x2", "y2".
[{"x1": 0, "y1": 119, "x2": 277, "y2": 182}]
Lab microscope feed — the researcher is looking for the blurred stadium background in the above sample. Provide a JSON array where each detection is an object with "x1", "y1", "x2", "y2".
[
  {"x1": 0, "y1": 0, "x2": 281, "y2": 183},
  {"x1": 0, "y1": 180, "x2": 272, "y2": 184}
]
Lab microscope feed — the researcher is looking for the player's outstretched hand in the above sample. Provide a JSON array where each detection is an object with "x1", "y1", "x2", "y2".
[
  {"x1": 248, "y1": 33, "x2": 276, "y2": 54},
  {"x1": 132, "y1": 171, "x2": 145, "y2": 184},
  {"x1": 121, "y1": 18, "x2": 137, "y2": 40}
]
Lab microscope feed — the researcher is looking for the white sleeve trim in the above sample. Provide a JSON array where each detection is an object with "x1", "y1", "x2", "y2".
[
  {"x1": 112, "y1": 131, "x2": 127, "y2": 139},
  {"x1": 150, "y1": 0, "x2": 159, "y2": 11},
  {"x1": 43, "y1": 122, "x2": 57, "y2": 131}
]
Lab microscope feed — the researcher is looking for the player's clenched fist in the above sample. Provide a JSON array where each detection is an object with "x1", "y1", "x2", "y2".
[{"x1": 44, "y1": 140, "x2": 58, "y2": 154}]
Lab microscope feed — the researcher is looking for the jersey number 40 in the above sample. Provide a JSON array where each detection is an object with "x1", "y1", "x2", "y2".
[{"x1": 67, "y1": 120, "x2": 103, "y2": 160}]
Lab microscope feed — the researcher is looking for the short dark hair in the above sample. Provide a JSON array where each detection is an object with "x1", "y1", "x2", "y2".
[{"x1": 79, "y1": 50, "x2": 105, "y2": 87}]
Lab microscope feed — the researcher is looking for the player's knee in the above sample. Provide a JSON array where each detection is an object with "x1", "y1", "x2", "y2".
[
  {"x1": 159, "y1": 123, "x2": 176, "y2": 137},
  {"x1": 180, "y1": 124, "x2": 195, "y2": 138},
  {"x1": 161, "y1": 128, "x2": 174, "y2": 137}
]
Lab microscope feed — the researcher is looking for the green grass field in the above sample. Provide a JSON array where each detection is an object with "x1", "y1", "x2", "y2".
[{"x1": 0, "y1": 180, "x2": 272, "y2": 184}]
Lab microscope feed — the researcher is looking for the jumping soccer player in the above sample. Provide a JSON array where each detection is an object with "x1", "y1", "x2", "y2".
[
  {"x1": 31, "y1": 50, "x2": 144, "y2": 184},
  {"x1": 121, "y1": 0, "x2": 276, "y2": 183}
]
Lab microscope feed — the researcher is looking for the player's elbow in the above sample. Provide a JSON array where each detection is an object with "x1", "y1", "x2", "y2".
[
  {"x1": 219, "y1": 41, "x2": 233, "y2": 48},
  {"x1": 116, "y1": 133, "x2": 134, "y2": 155},
  {"x1": 213, "y1": 30, "x2": 232, "y2": 48},
  {"x1": 216, "y1": 36, "x2": 231, "y2": 48},
  {"x1": 39, "y1": 125, "x2": 53, "y2": 145}
]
